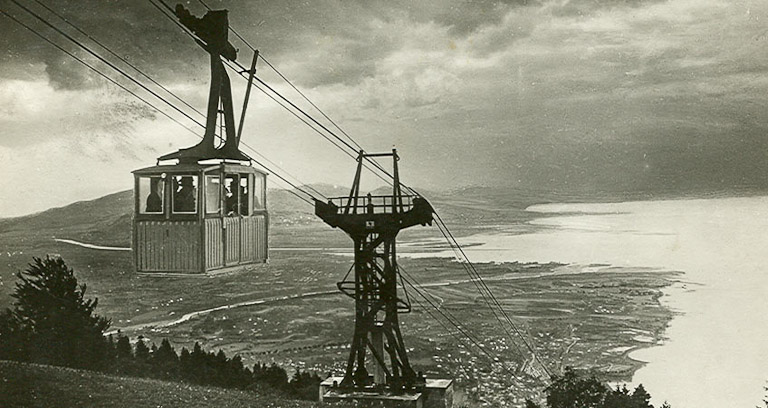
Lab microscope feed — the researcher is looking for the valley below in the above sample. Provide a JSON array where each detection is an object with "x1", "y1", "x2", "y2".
[{"x1": 0, "y1": 188, "x2": 679, "y2": 407}]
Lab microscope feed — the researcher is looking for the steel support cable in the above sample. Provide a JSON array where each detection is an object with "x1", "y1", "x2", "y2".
[
  {"x1": 145, "y1": 0, "x2": 325, "y2": 203},
  {"x1": 225, "y1": 59, "x2": 402, "y2": 194},
  {"x1": 151, "y1": 0, "x2": 179, "y2": 19},
  {"x1": 185, "y1": 1, "x2": 542, "y2": 374},
  {"x1": 398, "y1": 274, "x2": 497, "y2": 363},
  {"x1": 0, "y1": 10, "x2": 204, "y2": 141},
  {"x1": 248, "y1": 159, "x2": 315, "y2": 205},
  {"x1": 173, "y1": 0, "x2": 402, "y2": 194},
  {"x1": 401, "y1": 275, "x2": 518, "y2": 379},
  {"x1": 434, "y1": 213, "x2": 542, "y2": 361},
  {"x1": 407, "y1": 295, "x2": 478, "y2": 381},
  {"x1": 433, "y1": 217, "x2": 534, "y2": 364},
  {"x1": 30, "y1": 0, "x2": 206, "y2": 121},
  {"x1": 7, "y1": 4, "x2": 317, "y2": 207},
  {"x1": 397, "y1": 266, "x2": 498, "y2": 359},
  {"x1": 255, "y1": 56, "x2": 408, "y2": 194},
  {"x1": 431, "y1": 217, "x2": 551, "y2": 381},
  {"x1": 243, "y1": 62, "x2": 358, "y2": 153},
  {"x1": 398, "y1": 266, "x2": 486, "y2": 345},
  {"x1": 182, "y1": 0, "x2": 543, "y2": 377},
  {"x1": 8, "y1": 0, "x2": 215, "y2": 138},
  {"x1": 256, "y1": 53, "x2": 412, "y2": 199},
  {"x1": 152, "y1": 1, "x2": 546, "y2": 375},
  {"x1": 189, "y1": 1, "x2": 397, "y2": 193},
  {"x1": 433, "y1": 212, "x2": 553, "y2": 379},
  {"x1": 408, "y1": 294, "x2": 495, "y2": 367},
  {"x1": 224, "y1": 61, "x2": 356, "y2": 159},
  {"x1": 215, "y1": 60, "x2": 340, "y2": 201},
  {"x1": 258, "y1": 54, "x2": 364, "y2": 152},
  {"x1": 432, "y1": 219, "x2": 530, "y2": 363},
  {"x1": 147, "y1": 0, "x2": 199, "y2": 43},
  {"x1": 189, "y1": 0, "x2": 417, "y2": 196},
  {"x1": 217, "y1": 58, "x2": 369, "y2": 201}
]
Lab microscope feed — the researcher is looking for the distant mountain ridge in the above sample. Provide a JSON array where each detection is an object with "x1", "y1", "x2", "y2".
[
  {"x1": 0, "y1": 187, "x2": 321, "y2": 249},
  {"x1": 1, "y1": 184, "x2": 738, "y2": 251}
]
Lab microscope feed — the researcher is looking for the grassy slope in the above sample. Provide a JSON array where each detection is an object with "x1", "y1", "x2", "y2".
[{"x1": 0, "y1": 360, "x2": 329, "y2": 408}]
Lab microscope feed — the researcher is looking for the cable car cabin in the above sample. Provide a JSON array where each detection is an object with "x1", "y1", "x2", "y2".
[
  {"x1": 132, "y1": 163, "x2": 268, "y2": 274},
  {"x1": 130, "y1": 6, "x2": 270, "y2": 273}
]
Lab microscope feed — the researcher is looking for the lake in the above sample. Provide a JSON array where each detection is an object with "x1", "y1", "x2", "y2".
[{"x1": 426, "y1": 196, "x2": 768, "y2": 408}]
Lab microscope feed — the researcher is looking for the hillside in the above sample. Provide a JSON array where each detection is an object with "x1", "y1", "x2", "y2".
[
  {"x1": 0, "y1": 187, "x2": 326, "y2": 250},
  {"x1": 0, "y1": 360, "x2": 332, "y2": 408},
  {"x1": 0, "y1": 185, "x2": 547, "y2": 250},
  {"x1": 0, "y1": 190, "x2": 134, "y2": 249}
]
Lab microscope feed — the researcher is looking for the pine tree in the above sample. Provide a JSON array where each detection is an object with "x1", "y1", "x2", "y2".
[
  {"x1": 189, "y1": 342, "x2": 208, "y2": 384},
  {"x1": 155, "y1": 339, "x2": 178, "y2": 364},
  {"x1": 602, "y1": 384, "x2": 632, "y2": 408},
  {"x1": 135, "y1": 336, "x2": 150, "y2": 361},
  {"x1": 151, "y1": 339, "x2": 178, "y2": 379},
  {"x1": 545, "y1": 367, "x2": 605, "y2": 408},
  {"x1": 631, "y1": 384, "x2": 653, "y2": 408},
  {"x1": 115, "y1": 335, "x2": 132, "y2": 359},
  {"x1": 5, "y1": 256, "x2": 110, "y2": 369},
  {"x1": 289, "y1": 369, "x2": 322, "y2": 400}
]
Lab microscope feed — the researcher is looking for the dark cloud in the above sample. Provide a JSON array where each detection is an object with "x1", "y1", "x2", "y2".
[
  {"x1": 41, "y1": 52, "x2": 98, "y2": 89},
  {"x1": 0, "y1": 0, "x2": 547, "y2": 89},
  {"x1": 1, "y1": 0, "x2": 208, "y2": 88}
]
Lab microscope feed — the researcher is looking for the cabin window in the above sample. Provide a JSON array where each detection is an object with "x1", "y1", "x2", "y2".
[
  {"x1": 138, "y1": 176, "x2": 164, "y2": 214},
  {"x1": 205, "y1": 175, "x2": 221, "y2": 215},
  {"x1": 172, "y1": 175, "x2": 198, "y2": 214},
  {"x1": 252, "y1": 174, "x2": 265, "y2": 211}
]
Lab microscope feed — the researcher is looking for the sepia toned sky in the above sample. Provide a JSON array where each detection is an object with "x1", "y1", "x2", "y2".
[{"x1": 1, "y1": 0, "x2": 767, "y2": 216}]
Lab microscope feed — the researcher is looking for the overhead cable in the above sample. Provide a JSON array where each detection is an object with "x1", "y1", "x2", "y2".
[
  {"x1": 6, "y1": 2, "x2": 318, "y2": 205},
  {"x1": 29, "y1": 0, "x2": 206, "y2": 120},
  {"x1": 0, "y1": 9, "x2": 201, "y2": 140},
  {"x1": 8, "y1": 0, "x2": 212, "y2": 137}
]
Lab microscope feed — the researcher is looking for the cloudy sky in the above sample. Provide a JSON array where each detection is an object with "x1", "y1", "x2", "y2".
[{"x1": 1, "y1": 0, "x2": 767, "y2": 217}]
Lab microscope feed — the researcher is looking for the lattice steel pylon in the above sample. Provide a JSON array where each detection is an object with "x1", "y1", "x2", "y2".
[{"x1": 315, "y1": 149, "x2": 434, "y2": 392}]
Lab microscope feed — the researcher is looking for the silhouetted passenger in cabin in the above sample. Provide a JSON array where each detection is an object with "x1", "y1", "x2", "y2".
[
  {"x1": 145, "y1": 178, "x2": 163, "y2": 213},
  {"x1": 225, "y1": 178, "x2": 240, "y2": 215},
  {"x1": 239, "y1": 182, "x2": 249, "y2": 215},
  {"x1": 174, "y1": 176, "x2": 196, "y2": 213}
]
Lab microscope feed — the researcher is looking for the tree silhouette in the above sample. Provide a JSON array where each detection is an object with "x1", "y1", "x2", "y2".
[
  {"x1": 546, "y1": 367, "x2": 605, "y2": 408},
  {"x1": 3, "y1": 256, "x2": 110, "y2": 369},
  {"x1": 631, "y1": 384, "x2": 653, "y2": 408},
  {"x1": 0, "y1": 257, "x2": 323, "y2": 402},
  {"x1": 526, "y1": 367, "x2": 669, "y2": 408}
]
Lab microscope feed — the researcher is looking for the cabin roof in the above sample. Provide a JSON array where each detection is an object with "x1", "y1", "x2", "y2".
[{"x1": 132, "y1": 162, "x2": 268, "y2": 176}]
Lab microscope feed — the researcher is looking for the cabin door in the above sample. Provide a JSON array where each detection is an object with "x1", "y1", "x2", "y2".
[{"x1": 223, "y1": 217, "x2": 241, "y2": 266}]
